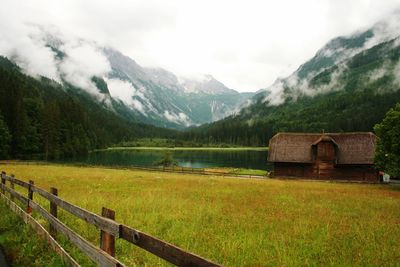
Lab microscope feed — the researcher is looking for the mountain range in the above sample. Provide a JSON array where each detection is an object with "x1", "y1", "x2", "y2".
[
  {"x1": 21, "y1": 29, "x2": 253, "y2": 129},
  {"x1": 102, "y1": 48, "x2": 253, "y2": 128}
]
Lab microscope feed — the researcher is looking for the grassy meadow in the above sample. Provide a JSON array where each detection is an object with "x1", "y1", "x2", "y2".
[
  {"x1": 99, "y1": 146, "x2": 268, "y2": 151},
  {"x1": 0, "y1": 163, "x2": 400, "y2": 266}
]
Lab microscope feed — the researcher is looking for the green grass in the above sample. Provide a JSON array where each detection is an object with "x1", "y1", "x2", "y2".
[
  {"x1": 204, "y1": 167, "x2": 268, "y2": 176},
  {"x1": 113, "y1": 137, "x2": 266, "y2": 149},
  {"x1": 98, "y1": 146, "x2": 268, "y2": 151},
  {"x1": 231, "y1": 168, "x2": 268, "y2": 176},
  {"x1": 0, "y1": 199, "x2": 67, "y2": 266},
  {"x1": 1, "y1": 163, "x2": 400, "y2": 266}
]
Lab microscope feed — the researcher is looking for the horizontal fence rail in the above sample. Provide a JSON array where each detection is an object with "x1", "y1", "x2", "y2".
[{"x1": 0, "y1": 171, "x2": 221, "y2": 267}]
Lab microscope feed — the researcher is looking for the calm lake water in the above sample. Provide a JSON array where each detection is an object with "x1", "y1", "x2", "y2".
[{"x1": 63, "y1": 149, "x2": 271, "y2": 170}]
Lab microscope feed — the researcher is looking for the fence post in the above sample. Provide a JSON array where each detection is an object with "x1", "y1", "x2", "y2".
[
  {"x1": 27, "y1": 180, "x2": 34, "y2": 214},
  {"x1": 100, "y1": 207, "x2": 116, "y2": 257},
  {"x1": 50, "y1": 187, "x2": 58, "y2": 237},
  {"x1": 1, "y1": 171, "x2": 5, "y2": 194},
  {"x1": 10, "y1": 174, "x2": 15, "y2": 201}
]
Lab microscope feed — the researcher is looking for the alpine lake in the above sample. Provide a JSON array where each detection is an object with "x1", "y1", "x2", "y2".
[{"x1": 60, "y1": 147, "x2": 271, "y2": 171}]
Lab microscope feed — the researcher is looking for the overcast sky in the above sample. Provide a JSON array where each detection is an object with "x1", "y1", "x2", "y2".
[{"x1": 2, "y1": 0, "x2": 400, "y2": 92}]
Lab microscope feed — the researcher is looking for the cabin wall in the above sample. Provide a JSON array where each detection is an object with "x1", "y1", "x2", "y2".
[
  {"x1": 273, "y1": 162, "x2": 314, "y2": 178},
  {"x1": 273, "y1": 162, "x2": 378, "y2": 182}
]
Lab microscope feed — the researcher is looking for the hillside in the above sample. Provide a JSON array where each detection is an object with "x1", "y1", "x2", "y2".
[
  {"x1": 0, "y1": 56, "x2": 175, "y2": 159},
  {"x1": 183, "y1": 22, "x2": 400, "y2": 146}
]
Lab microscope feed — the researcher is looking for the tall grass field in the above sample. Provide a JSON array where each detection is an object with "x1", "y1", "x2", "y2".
[{"x1": 1, "y1": 163, "x2": 399, "y2": 266}]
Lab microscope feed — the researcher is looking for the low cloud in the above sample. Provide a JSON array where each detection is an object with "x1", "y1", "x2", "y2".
[
  {"x1": 164, "y1": 110, "x2": 190, "y2": 126},
  {"x1": 105, "y1": 78, "x2": 136, "y2": 104},
  {"x1": 392, "y1": 60, "x2": 400, "y2": 86},
  {"x1": 132, "y1": 99, "x2": 145, "y2": 113},
  {"x1": 60, "y1": 42, "x2": 111, "y2": 95},
  {"x1": 0, "y1": 19, "x2": 60, "y2": 80},
  {"x1": 106, "y1": 78, "x2": 150, "y2": 115},
  {"x1": 0, "y1": 15, "x2": 114, "y2": 98},
  {"x1": 263, "y1": 13, "x2": 400, "y2": 106}
]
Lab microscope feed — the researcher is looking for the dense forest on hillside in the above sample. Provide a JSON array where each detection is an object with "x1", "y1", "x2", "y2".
[
  {"x1": 0, "y1": 57, "x2": 175, "y2": 159},
  {"x1": 181, "y1": 39, "x2": 400, "y2": 146}
]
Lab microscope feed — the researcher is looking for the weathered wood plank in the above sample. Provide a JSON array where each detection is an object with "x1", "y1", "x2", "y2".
[
  {"x1": 50, "y1": 187, "x2": 58, "y2": 238},
  {"x1": 13, "y1": 178, "x2": 29, "y2": 188},
  {"x1": 1, "y1": 171, "x2": 5, "y2": 194},
  {"x1": 120, "y1": 225, "x2": 221, "y2": 267},
  {"x1": 1, "y1": 183, "x2": 29, "y2": 206},
  {"x1": 2, "y1": 175, "x2": 30, "y2": 188},
  {"x1": 27, "y1": 180, "x2": 34, "y2": 214},
  {"x1": 0, "y1": 193, "x2": 80, "y2": 267},
  {"x1": 10, "y1": 174, "x2": 15, "y2": 201},
  {"x1": 29, "y1": 201, "x2": 125, "y2": 267},
  {"x1": 31, "y1": 185, "x2": 120, "y2": 236},
  {"x1": 100, "y1": 207, "x2": 116, "y2": 257}
]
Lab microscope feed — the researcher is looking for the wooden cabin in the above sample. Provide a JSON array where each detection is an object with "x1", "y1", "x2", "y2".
[{"x1": 268, "y1": 132, "x2": 379, "y2": 181}]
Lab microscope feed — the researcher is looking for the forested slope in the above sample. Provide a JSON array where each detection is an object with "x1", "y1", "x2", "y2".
[{"x1": 0, "y1": 56, "x2": 175, "y2": 159}]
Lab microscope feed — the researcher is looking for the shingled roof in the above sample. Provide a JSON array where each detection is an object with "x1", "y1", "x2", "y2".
[{"x1": 268, "y1": 132, "x2": 376, "y2": 164}]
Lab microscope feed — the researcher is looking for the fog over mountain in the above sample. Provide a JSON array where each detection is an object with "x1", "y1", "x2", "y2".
[{"x1": 256, "y1": 11, "x2": 400, "y2": 106}]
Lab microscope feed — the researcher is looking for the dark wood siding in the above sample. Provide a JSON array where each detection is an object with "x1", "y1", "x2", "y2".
[{"x1": 273, "y1": 162, "x2": 378, "y2": 182}]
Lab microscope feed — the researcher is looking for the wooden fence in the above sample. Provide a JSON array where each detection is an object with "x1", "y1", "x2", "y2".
[
  {"x1": 0, "y1": 161, "x2": 269, "y2": 179},
  {"x1": 0, "y1": 171, "x2": 221, "y2": 267}
]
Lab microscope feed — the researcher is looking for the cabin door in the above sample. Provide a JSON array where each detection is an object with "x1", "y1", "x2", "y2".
[
  {"x1": 317, "y1": 141, "x2": 335, "y2": 161},
  {"x1": 316, "y1": 141, "x2": 336, "y2": 179}
]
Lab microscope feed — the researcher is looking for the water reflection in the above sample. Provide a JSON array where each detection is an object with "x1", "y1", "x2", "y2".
[{"x1": 63, "y1": 149, "x2": 271, "y2": 170}]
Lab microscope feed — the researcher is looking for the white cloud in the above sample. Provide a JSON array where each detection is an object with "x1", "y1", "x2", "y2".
[
  {"x1": 106, "y1": 78, "x2": 148, "y2": 114},
  {"x1": 368, "y1": 63, "x2": 389, "y2": 82},
  {"x1": 164, "y1": 110, "x2": 190, "y2": 125},
  {"x1": 0, "y1": 18, "x2": 59, "y2": 80},
  {"x1": 106, "y1": 78, "x2": 136, "y2": 104},
  {"x1": 59, "y1": 42, "x2": 111, "y2": 94},
  {"x1": 132, "y1": 99, "x2": 145, "y2": 113},
  {"x1": 393, "y1": 60, "x2": 400, "y2": 85}
]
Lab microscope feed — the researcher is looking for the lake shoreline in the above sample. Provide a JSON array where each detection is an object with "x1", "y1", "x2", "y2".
[
  {"x1": 1, "y1": 147, "x2": 271, "y2": 171},
  {"x1": 95, "y1": 146, "x2": 269, "y2": 152}
]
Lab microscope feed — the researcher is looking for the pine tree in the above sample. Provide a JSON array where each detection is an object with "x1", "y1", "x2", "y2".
[{"x1": 0, "y1": 113, "x2": 11, "y2": 159}]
